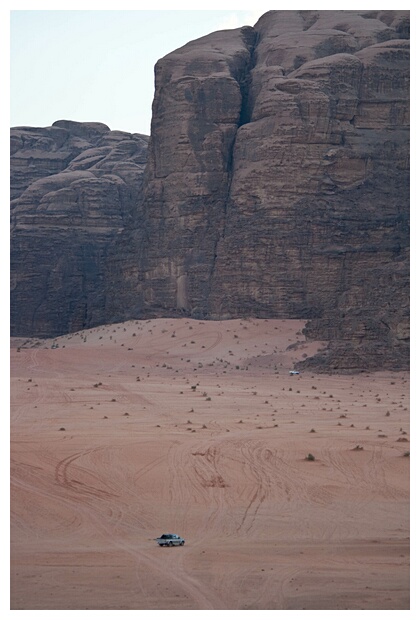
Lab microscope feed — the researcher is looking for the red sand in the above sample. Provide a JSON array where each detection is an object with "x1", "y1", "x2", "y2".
[{"x1": 10, "y1": 318, "x2": 410, "y2": 610}]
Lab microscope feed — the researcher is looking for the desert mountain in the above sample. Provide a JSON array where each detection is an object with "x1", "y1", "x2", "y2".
[{"x1": 10, "y1": 10, "x2": 409, "y2": 370}]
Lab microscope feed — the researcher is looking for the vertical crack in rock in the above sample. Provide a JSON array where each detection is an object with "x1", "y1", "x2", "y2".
[
  {"x1": 237, "y1": 28, "x2": 259, "y2": 128},
  {"x1": 208, "y1": 27, "x2": 259, "y2": 298}
]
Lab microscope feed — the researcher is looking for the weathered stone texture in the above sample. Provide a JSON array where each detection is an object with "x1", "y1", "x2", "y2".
[{"x1": 11, "y1": 121, "x2": 149, "y2": 336}]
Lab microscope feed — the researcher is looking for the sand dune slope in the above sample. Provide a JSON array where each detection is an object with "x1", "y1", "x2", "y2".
[{"x1": 10, "y1": 319, "x2": 409, "y2": 610}]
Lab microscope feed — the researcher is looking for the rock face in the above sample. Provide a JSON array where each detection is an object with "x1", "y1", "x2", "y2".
[
  {"x1": 107, "y1": 9, "x2": 409, "y2": 370},
  {"x1": 11, "y1": 10, "x2": 409, "y2": 370},
  {"x1": 11, "y1": 120, "x2": 149, "y2": 336}
]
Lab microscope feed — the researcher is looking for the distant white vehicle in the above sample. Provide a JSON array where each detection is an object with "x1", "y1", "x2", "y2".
[
  {"x1": 289, "y1": 370, "x2": 300, "y2": 375},
  {"x1": 155, "y1": 534, "x2": 185, "y2": 547}
]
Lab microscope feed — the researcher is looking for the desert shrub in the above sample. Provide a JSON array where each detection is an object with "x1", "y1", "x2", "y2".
[{"x1": 305, "y1": 453, "x2": 315, "y2": 461}]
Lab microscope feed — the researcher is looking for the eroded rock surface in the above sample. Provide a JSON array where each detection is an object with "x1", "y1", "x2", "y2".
[{"x1": 11, "y1": 120, "x2": 149, "y2": 336}]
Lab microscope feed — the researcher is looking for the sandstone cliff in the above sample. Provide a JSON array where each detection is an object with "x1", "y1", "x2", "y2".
[
  {"x1": 11, "y1": 10, "x2": 409, "y2": 370},
  {"x1": 106, "y1": 9, "x2": 409, "y2": 370},
  {"x1": 11, "y1": 120, "x2": 149, "y2": 336}
]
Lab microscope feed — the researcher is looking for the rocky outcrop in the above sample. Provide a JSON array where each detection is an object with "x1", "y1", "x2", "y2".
[
  {"x1": 11, "y1": 11, "x2": 409, "y2": 370},
  {"x1": 11, "y1": 121, "x2": 149, "y2": 336},
  {"x1": 107, "y1": 9, "x2": 409, "y2": 370}
]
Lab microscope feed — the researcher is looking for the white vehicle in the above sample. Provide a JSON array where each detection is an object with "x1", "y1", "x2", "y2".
[
  {"x1": 289, "y1": 370, "x2": 300, "y2": 375},
  {"x1": 155, "y1": 533, "x2": 185, "y2": 547}
]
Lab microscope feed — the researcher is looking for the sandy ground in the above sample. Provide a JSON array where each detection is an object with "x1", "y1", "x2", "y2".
[{"x1": 10, "y1": 318, "x2": 410, "y2": 610}]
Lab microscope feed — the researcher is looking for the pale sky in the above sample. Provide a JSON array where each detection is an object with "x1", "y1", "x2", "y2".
[
  {"x1": 9, "y1": 7, "x2": 271, "y2": 135},
  {"x1": 9, "y1": 2, "x2": 407, "y2": 135}
]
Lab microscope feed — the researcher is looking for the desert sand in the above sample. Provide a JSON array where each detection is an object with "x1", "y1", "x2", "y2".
[{"x1": 10, "y1": 318, "x2": 409, "y2": 610}]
